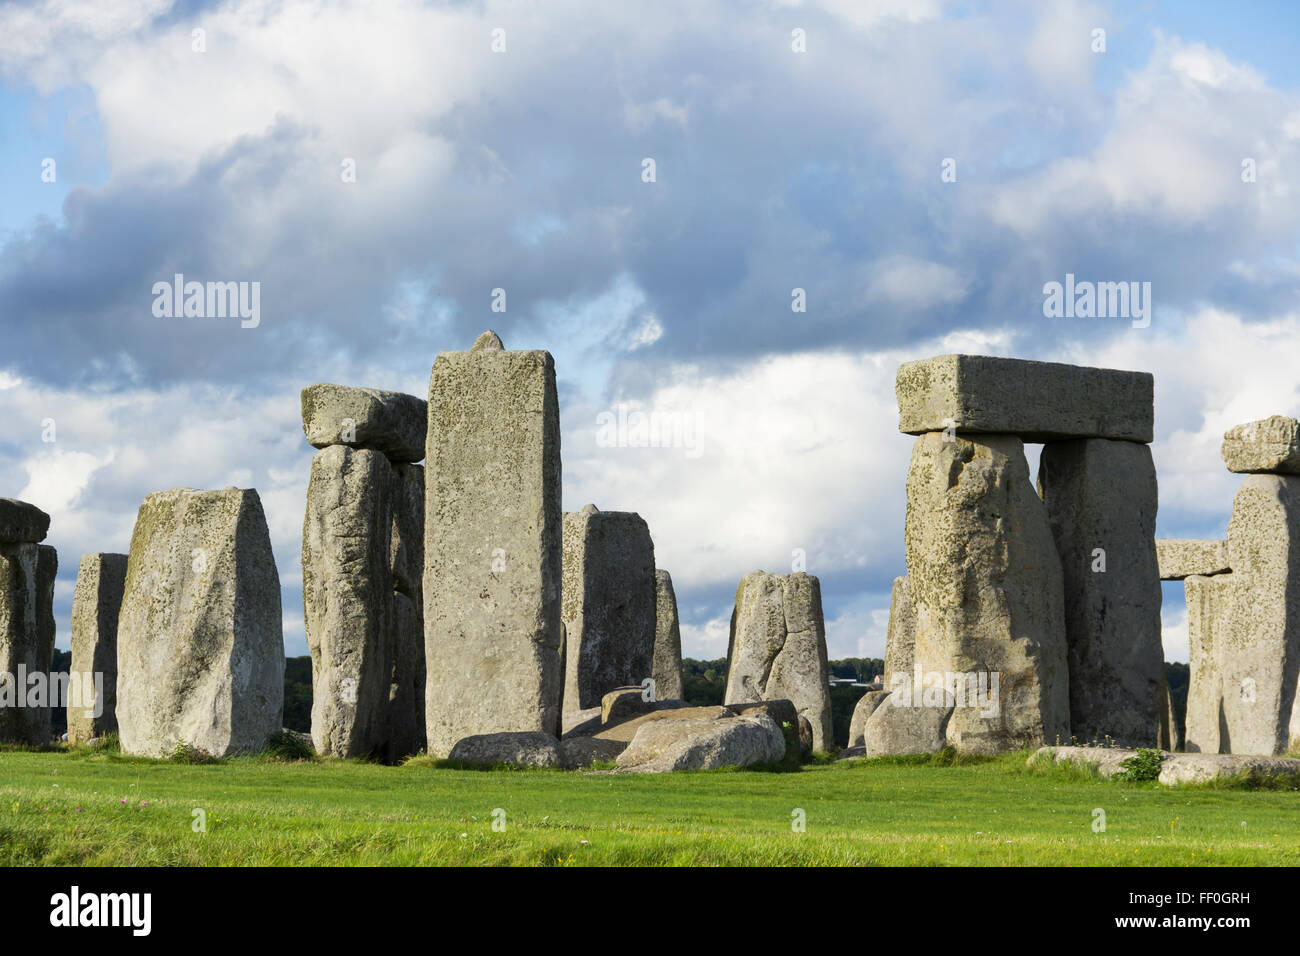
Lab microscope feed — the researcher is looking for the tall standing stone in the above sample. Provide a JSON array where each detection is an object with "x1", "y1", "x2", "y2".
[
  {"x1": 652, "y1": 569, "x2": 684, "y2": 701},
  {"x1": 117, "y1": 488, "x2": 284, "y2": 758},
  {"x1": 904, "y1": 432, "x2": 1070, "y2": 753},
  {"x1": 0, "y1": 542, "x2": 40, "y2": 744},
  {"x1": 303, "y1": 445, "x2": 393, "y2": 758},
  {"x1": 561, "y1": 506, "x2": 657, "y2": 725},
  {"x1": 883, "y1": 575, "x2": 914, "y2": 688},
  {"x1": 67, "y1": 553, "x2": 128, "y2": 744},
  {"x1": 1038, "y1": 438, "x2": 1162, "y2": 746},
  {"x1": 0, "y1": 498, "x2": 49, "y2": 745},
  {"x1": 1183, "y1": 573, "x2": 1232, "y2": 754},
  {"x1": 388, "y1": 461, "x2": 426, "y2": 759},
  {"x1": 423, "y1": 331, "x2": 563, "y2": 757},
  {"x1": 724, "y1": 571, "x2": 833, "y2": 752},
  {"x1": 1219, "y1": 475, "x2": 1300, "y2": 755}
]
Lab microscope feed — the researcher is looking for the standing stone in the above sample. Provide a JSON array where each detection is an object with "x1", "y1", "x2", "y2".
[
  {"x1": 724, "y1": 571, "x2": 834, "y2": 752},
  {"x1": 896, "y1": 355, "x2": 1154, "y2": 443},
  {"x1": 883, "y1": 576, "x2": 914, "y2": 689},
  {"x1": 561, "y1": 506, "x2": 657, "y2": 726},
  {"x1": 387, "y1": 592, "x2": 425, "y2": 761},
  {"x1": 848, "y1": 690, "x2": 890, "y2": 748},
  {"x1": 1038, "y1": 439, "x2": 1162, "y2": 747},
  {"x1": 1220, "y1": 475, "x2": 1300, "y2": 755},
  {"x1": 117, "y1": 488, "x2": 284, "y2": 758},
  {"x1": 301, "y1": 384, "x2": 427, "y2": 463},
  {"x1": 1157, "y1": 667, "x2": 1182, "y2": 752},
  {"x1": 28, "y1": 545, "x2": 57, "y2": 744},
  {"x1": 303, "y1": 446, "x2": 393, "y2": 758},
  {"x1": 1221, "y1": 415, "x2": 1300, "y2": 475},
  {"x1": 67, "y1": 553, "x2": 128, "y2": 745},
  {"x1": 904, "y1": 432, "x2": 1070, "y2": 753},
  {"x1": 1184, "y1": 573, "x2": 1233, "y2": 753},
  {"x1": 424, "y1": 332, "x2": 563, "y2": 757},
  {"x1": 0, "y1": 542, "x2": 41, "y2": 744},
  {"x1": 652, "y1": 569, "x2": 684, "y2": 701}
]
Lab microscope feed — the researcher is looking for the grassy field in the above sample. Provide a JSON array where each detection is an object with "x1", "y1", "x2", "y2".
[{"x1": 1, "y1": 746, "x2": 1296, "y2": 866}]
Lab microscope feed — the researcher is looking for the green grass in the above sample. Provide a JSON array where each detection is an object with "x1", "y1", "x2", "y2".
[{"x1": 0, "y1": 747, "x2": 1296, "y2": 866}]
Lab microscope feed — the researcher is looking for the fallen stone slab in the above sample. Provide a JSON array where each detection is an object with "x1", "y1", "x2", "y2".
[
  {"x1": 1221, "y1": 415, "x2": 1300, "y2": 475},
  {"x1": 561, "y1": 506, "x2": 657, "y2": 726},
  {"x1": 67, "y1": 553, "x2": 128, "y2": 745},
  {"x1": 724, "y1": 571, "x2": 834, "y2": 751},
  {"x1": 1158, "y1": 753, "x2": 1300, "y2": 785},
  {"x1": 568, "y1": 705, "x2": 732, "y2": 745},
  {"x1": 559, "y1": 735, "x2": 628, "y2": 769},
  {"x1": 904, "y1": 432, "x2": 1071, "y2": 752},
  {"x1": 0, "y1": 498, "x2": 49, "y2": 544},
  {"x1": 652, "y1": 569, "x2": 684, "y2": 701},
  {"x1": 1156, "y1": 539, "x2": 1230, "y2": 580},
  {"x1": 848, "y1": 690, "x2": 890, "y2": 748},
  {"x1": 447, "y1": 731, "x2": 562, "y2": 768},
  {"x1": 862, "y1": 690, "x2": 954, "y2": 757},
  {"x1": 301, "y1": 383, "x2": 427, "y2": 463},
  {"x1": 602, "y1": 686, "x2": 654, "y2": 724},
  {"x1": 1029, "y1": 745, "x2": 1140, "y2": 778},
  {"x1": 896, "y1": 354, "x2": 1154, "y2": 443},
  {"x1": 615, "y1": 712, "x2": 784, "y2": 773},
  {"x1": 424, "y1": 333, "x2": 563, "y2": 757},
  {"x1": 116, "y1": 487, "x2": 284, "y2": 758},
  {"x1": 1039, "y1": 438, "x2": 1162, "y2": 747},
  {"x1": 303, "y1": 446, "x2": 394, "y2": 759}
]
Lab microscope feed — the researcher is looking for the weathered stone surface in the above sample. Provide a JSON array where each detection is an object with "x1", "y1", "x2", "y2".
[
  {"x1": 896, "y1": 354, "x2": 1154, "y2": 443},
  {"x1": 386, "y1": 592, "x2": 426, "y2": 761},
  {"x1": 568, "y1": 705, "x2": 732, "y2": 744},
  {"x1": 848, "y1": 690, "x2": 890, "y2": 748},
  {"x1": 0, "y1": 498, "x2": 49, "y2": 544},
  {"x1": 68, "y1": 553, "x2": 128, "y2": 745},
  {"x1": 724, "y1": 571, "x2": 833, "y2": 751},
  {"x1": 615, "y1": 712, "x2": 784, "y2": 773},
  {"x1": 33, "y1": 545, "x2": 56, "y2": 744},
  {"x1": 559, "y1": 735, "x2": 627, "y2": 769},
  {"x1": 863, "y1": 691, "x2": 954, "y2": 756},
  {"x1": 1220, "y1": 475, "x2": 1300, "y2": 755},
  {"x1": 0, "y1": 542, "x2": 42, "y2": 744},
  {"x1": 424, "y1": 338, "x2": 563, "y2": 757},
  {"x1": 1157, "y1": 667, "x2": 1182, "y2": 752},
  {"x1": 1158, "y1": 752, "x2": 1300, "y2": 785},
  {"x1": 117, "y1": 488, "x2": 284, "y2": 758},
  {"x1": 447, "y1": 730, "x2": 561, "y2": 768},
  {"x1": 602, "y1": 686, "x2": 650, "y2": 724},
  {"x1": 561, "y1": 507, "x2": 656, "y2": 725},
  {"x1": 1039, "y1": 438, "x2": 1162, "y2": 747},
  {"x1": 1156, "y1": 539, "x2": 1230, "y2": 580},
  {"x1": 390, "y1": 462, "x2": 424, "y2": 600},
  {"x1": 301, "y1": 383, "x2": 427, "y2": 463},
  {"x1": 883, "y1": 576, "x2": 914, "y2": 688},
  {"x1": 904, "y1": 432, "x2": 1071, "y2": 753},
  {"x1": 1221, "y1": 415, "x2": 1300, "y2": 475},
  {"x1": 652, "y1": 569, "x2": 684, "y2": 701},
  {"x1": 303, "y1": 446, "x2": 393, "y2": 759},
  {"x1": 1183, "y1": 573, "x2": 1233, "y2": 754}
]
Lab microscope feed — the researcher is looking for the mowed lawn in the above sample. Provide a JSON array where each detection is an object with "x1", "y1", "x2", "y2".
[{"x1": 1, "y1": 748, "x2": 1297, "y2": 866}]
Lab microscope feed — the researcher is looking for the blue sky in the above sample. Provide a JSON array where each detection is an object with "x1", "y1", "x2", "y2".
[{"x1": 2, "y1": 0, "x2": 1299, "y2": 664}]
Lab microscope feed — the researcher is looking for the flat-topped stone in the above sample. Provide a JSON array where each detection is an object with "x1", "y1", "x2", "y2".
[
  {"x1": 1156, "y1": 539, "x2": 1230, "y2": 580},
  {"x1": 301, "y1": 383, "x2": 427, "y2": 463},
  {"x1": 0, "y1": 498, "x2": 49, "y2": 544},
  {"x1": 1221, "y1": 415, "x2": 1300, "y2": 474},
  {"x1": 896, "y1": 354, "x2": 1154, "y2": 443}
]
